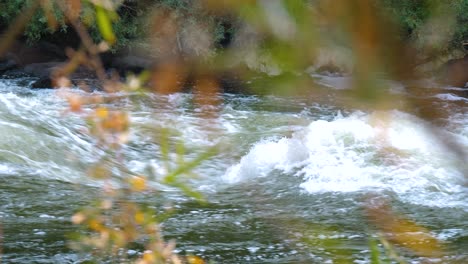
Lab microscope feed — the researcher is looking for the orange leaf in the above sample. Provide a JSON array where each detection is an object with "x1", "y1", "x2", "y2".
[
  {"x1": 186, "y1": 255, "x2": 205, "y2": 264},
  {"x1": 67, "y1": 94, "x2": 82, "y2": 112}
]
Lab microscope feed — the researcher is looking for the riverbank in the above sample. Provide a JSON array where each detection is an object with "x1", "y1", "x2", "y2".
[{"x1": 1, "y1": 38, "x2": 468, "y2": 96}]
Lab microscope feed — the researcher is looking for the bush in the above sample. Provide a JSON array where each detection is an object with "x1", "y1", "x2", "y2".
[
  {"x1": 0, "y1": 0, "x2": 236, "y2": 51},
  {"x1": 381, "y1": 0, "x2": 468, "y2": 51}
]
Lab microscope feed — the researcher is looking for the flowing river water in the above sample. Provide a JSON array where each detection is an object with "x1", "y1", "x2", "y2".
[{"x1": 0, "y1": 76, "x2": 466, "y2": 263}]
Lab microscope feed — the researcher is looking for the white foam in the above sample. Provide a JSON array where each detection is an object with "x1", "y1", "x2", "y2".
[
  {"x1": 434, "y1": 93, "x2": 468, "y2": 102},
  {"x1": 224, "y1": 111, "x2": 467, "y2": 208}
]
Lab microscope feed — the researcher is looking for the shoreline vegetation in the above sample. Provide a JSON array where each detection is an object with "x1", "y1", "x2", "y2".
[
  {"x1": 0, "y1": 1, "x2": 467, "y2": 263},
  {"x1": 0, "y1": 1, "x2": 468, "y2": 92}
]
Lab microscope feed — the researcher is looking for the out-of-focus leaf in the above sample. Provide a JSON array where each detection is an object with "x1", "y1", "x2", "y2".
[
  {"x1": 151, "y1": 62, "x2": 184, "y2": 94},
  {"x1": 88, "y1": 164, "x2": 111, "y2": 179},
  {"x1": 163, "y1": 147, "x2": 216, "y2": 185},
  {"x1": 366, "y1": 198, "x2": 445, "y2": 258},
  {"x1": 160, "y1": 128, "x2": 171, "y2": 171},
  {"x1": 95, "y1": 5, "x2": 116, "y2": 44},
  {"x1": 186, "y1": 255, "x2": 205, "y2": 264},
  {"x1": 300, "y1": 227, "x2": 354, "y2": 264},
  {"x1": 95, "y1": 107, "x2": 108, "y2": 119},
  {"x1": 369, "y1": 237, "x2": 380, "y2": 264},
  {"x1": 175, "y1": 140, "x2": 185, "y2": 165},
  {"x1": 378, "y1": 234, "x2": 406, "y2": 264},
  {"x1": 129, "y1": 176, "x2": 147, "y2": 192},
  {"x1": 66, "y1": 94, "x2": 83, "y2": 112},
  {"x1": 369, "y1": 236, "x2": 393, "y2": 264}
]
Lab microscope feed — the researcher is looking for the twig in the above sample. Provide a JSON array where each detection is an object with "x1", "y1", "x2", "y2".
[{"x1": 56, "y1": 1, "x2": 110, "y2": 84}]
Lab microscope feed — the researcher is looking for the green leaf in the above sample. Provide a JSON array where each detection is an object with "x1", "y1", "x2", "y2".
[
  {"x1": 369, "y1": 236, "x2": 381, "y2": 264},
  {"x1": 95, "y1": 5, "x2": 116, "y2": 44},
  {"x1": 163, "y1": 147, "x2": 216, "y2": 184}
]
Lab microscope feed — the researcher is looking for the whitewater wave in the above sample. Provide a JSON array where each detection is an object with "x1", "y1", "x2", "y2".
[{"x1": 224, "y1": 110, "x2": 467, "y2": 208}]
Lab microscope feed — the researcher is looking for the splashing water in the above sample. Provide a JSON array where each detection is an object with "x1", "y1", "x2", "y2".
[{"x1": 224, "y1": 111, "x2": 467, "y2": 209}]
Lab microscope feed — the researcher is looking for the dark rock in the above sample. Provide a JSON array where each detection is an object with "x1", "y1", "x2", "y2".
[
  {"x1": 439, "y1": 55, "x2": 468, "y2": 87},
  {"x1": 7, "y1": 40, "x2": 66, "y2": 66},
  {"x1": 111, "y1": 55, "x2": 153, "y2": 75},
  {"x1": 24, "y1": 62, "x2": 62, "y2": 78},
  {"x1": 31, "y1": 76, "x2": 53, "y2": 89},
  {"x1": 315, "y1": 63, "x2": 344, "y2": 77},
  {"x1": 23, "y1": 61, "x2": 95, "y2": 79},
  {"x1": 69, "y1": 66, "x2": 97, "y2": 80},
  {"x1": 0, "y1": 58, "x2": 18, "y2": 74},
  {"x1": 219, "y1": 75, "x2": 247, "y2": 94}
]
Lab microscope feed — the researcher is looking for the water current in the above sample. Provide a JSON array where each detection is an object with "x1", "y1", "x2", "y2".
[{"x1": 0, "y1": 76, "x2": 466, "y2": 263}]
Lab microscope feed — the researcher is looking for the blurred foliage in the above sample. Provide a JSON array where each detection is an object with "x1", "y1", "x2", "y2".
[
  {"x1": 381, "y1": 0, "x2": 435, "y2": 38},
  {"x1": 1, "y1": 0, "x2": 467, "y2": 53},
  {"x1": 0, "y1": 0, "x2": 236, "y2": 50},
  {"x1": 67, "y1": 103, "x2": 212, "y2": 263},
  {"x1": 381, "y1": 0, "x2": 468, "y2": 50},
  {"x1": 0, "y1": 0, "x2": 465, "y2": 263}
]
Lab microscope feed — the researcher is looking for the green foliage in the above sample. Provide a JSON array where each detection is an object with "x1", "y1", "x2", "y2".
[
  {"x1": 380, "y1": 0, "x2": 468, "y2": 50},
  {"x1": 149, "y1": 0, "x2": 239, "y2": 49},
  {"x1": 380, "y1": 0, "x2": 432, "y2": 37},
  {"x1": 0, "y1": 0, "x2": 236, "y2": 50},
  {"x1": 0, "y1": 0, "x2": 65, "y2": 43},
  {"x1": 451, "y1": 0, "x2": 468, "y2": 47},
  {"x1": 1, "y1": 0, "x2": 466, "y2": 52},
  {"x1": 0, "y1": 0, "x2": 26, "y2": 21}
]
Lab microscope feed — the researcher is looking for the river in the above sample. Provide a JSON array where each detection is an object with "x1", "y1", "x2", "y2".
[{"x1": 0, "y1": 76, "x2": 466, "y2": 263}]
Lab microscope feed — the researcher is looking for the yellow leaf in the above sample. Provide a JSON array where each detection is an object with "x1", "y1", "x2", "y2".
[
  {"x1": 89, "y1": 219, "x2": 104, "y2": 231},
  {"x1": 186, "y1": 255, "x2": 205, "y2": 264},
  {"x1": 130, "y1": 176, "x2": 147, "y2": 192},
  {"x1": 143, "y1": 250, "x2": 155, "y2": 263},
  {"x1": 95, "y1": 107, "x2": 108, "y2": 119},
  {"x1": 135, "y1": 211, "x2": 145, "y2": 224}
]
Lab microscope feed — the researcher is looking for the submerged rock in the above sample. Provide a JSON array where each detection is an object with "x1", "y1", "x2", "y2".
[{"x1": 31, "y1": 76, "x2": 53, "y2": 89}]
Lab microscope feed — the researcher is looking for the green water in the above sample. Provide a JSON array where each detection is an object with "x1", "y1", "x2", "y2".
[{"x1": 0, "y1": 78, "x2": 466, "y2": 263}]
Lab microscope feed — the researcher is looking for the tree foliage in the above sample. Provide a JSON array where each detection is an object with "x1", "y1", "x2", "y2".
[
  {"x1": 380, "y1": 0, "x2": 468, "y2": 50},
  {"x1": 1, "y1": 0, "x2": 465, "y2": 54},
  {"x1": 0, "y1": 0, "x2": 235, "y2": 50}
]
